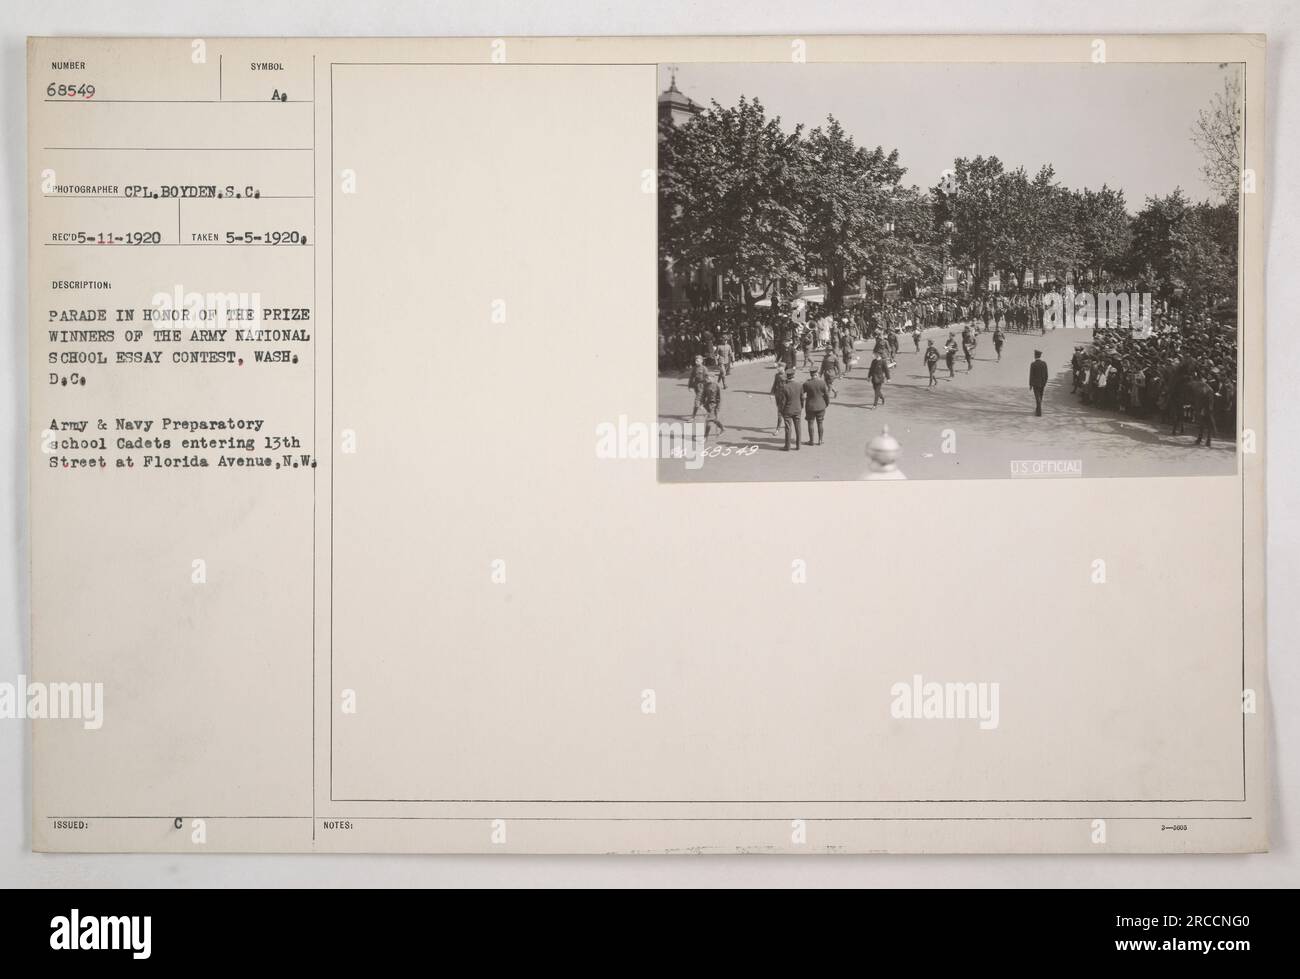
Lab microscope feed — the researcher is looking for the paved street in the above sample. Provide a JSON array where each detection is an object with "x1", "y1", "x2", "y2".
[{"x1": 658, "y1": 325, "x2": 1237, "y2": 481}]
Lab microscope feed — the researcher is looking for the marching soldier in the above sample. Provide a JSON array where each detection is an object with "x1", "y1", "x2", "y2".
[
  {"x1": 702, "y1": 369, "x2": 725, "y2": 439},
  {"x1": 820, "y1": 346, "x2": 841, "y2": 397},
  {"x1": 716, "y1": 337, "x2": 734, "y2": 383},
  {"x1": 840, "y1": 332, "x2": 855, "y2": 375},
  {"x1": 688, "y1": 354, "x2": 709, "y2": 418},
  {"x1": 924, "y1": 340, "x2": 940, "y2": 388},
  {"x1": 868, "y1": 351, "x2": 891, "y2": 406}
]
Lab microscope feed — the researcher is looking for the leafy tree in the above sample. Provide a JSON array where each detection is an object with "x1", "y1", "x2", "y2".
[
  {"x1": 874, "y1": 185, "x2": 942, "y2": 294},
  {"x1": 1071, "y1": 185, "x2": 1131, "y2": 284},
  {"x1": 1191, "y1": 69, "x2": 1243, "y2": 207},
  {"x1": 1126, "y1": 189, "x2": 1190, "y2": 297},
  {"x1": 800, "y1": 118, "x2": 939, "y2": 306},
  {"x1": 1126, "y1": 190, "x2": 1235, "y2": 309},
  {"x1": 801, "y1": 118, "x2": 900, "y2": 308},
  {"x1": 935, "y1": 156, "x2": 1007, "y2": 293},
  {"x1": 1027, "y1": 168, "x2": 1087, "y2": 286},
  {"x1": 658, "y1": 98, "x2": 809, "y2": 307},
  {"x1": 656, "y1": 86, "x2": 1239, "y2": 313},
  {"x1": 1171, "y1": 202, "x2": 1238, "y2": 309}
]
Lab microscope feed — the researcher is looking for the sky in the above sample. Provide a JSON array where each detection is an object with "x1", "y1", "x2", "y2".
[{"x1": 660, "y1": 62, "x2": 1239, "y2": 210}]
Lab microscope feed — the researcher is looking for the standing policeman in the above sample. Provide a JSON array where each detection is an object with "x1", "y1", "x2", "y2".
[
  {"x1": 777, "y1": 367, "x2": 805, "y2": 451},
  {"x1": 803, "y1": 367, "x2": 831, "y2": 446},
  {"x1": 1029, "y1": 349, "x2": 1049, "y2": 416}
]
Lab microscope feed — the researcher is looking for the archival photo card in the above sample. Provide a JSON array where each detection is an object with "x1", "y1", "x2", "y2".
[
  {"x1": 656, "y1": 61, "x2": 1245, "y2": 481},
  {"x1": 26, "y1": 34, "x2": 1266, "y2": 855}
]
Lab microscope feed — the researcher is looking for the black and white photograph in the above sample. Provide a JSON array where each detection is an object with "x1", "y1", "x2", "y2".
[
  {"x1": 0, "y1": 0, "x2": 1292, "y2": 939},
  {"x1": 657, "y1": 61, "x2": 1244, "y2": 480}
]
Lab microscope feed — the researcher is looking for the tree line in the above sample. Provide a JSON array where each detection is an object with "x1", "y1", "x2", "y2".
[{"x1": 658, "y1": 78, "x2": 1240, "y2": 313}]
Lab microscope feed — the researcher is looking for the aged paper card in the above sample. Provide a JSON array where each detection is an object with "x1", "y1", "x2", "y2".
[{"x1": 27, "y1": 35, "x2": 1267, "y2": 853}]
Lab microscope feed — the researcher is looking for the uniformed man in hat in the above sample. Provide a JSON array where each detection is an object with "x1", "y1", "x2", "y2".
[
  {"x1": 776, "y1": 367, "x2": 805, "y2": 451},
  {"x1": 702, "y1": 369, "x2": 725, "y2": 439},
  {"x1": 924, "y1": 339, "x2": 940, "y2": 388},
  {"x1": 803, "y1": 366, "x2": 831, "y2": 445},
  {"x1": 1029, "y1": 349, "x2": 1048, "y2": 416},
  {"x1": 819, "y1": 346, "x2": 841, "y2": 397},
  {"x1": 688, "y1": 354, "x2": 709, "y2": 418},
  {"x1": 868, "y1": 351, "x2": 891, "y2": 406}
]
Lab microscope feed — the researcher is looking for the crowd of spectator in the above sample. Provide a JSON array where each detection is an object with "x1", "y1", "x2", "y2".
[{"x1": 1071, "y1": 305, "x2": 1236, "y2": 432}]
